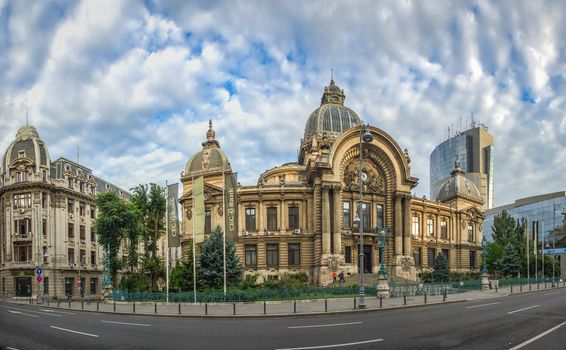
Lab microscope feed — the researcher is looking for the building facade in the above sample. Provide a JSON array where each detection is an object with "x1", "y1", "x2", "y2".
[
  {"x1": 180, "y1": 81, "x2": 485, "y2": 285},
  {"x1": 0, "y1": 125, "x2": 128, "y2": 299},
  {"x1": 430, "y1": 124, "x2": 494, "y2": 210}
]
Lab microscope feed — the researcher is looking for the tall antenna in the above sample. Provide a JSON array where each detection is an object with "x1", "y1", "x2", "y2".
[
  {"x1": 25, "y1": 97, "x2": 29, "y2": 126},
  {"x1": 77, "y1": 145, "x2": 80, "y2": 164}
]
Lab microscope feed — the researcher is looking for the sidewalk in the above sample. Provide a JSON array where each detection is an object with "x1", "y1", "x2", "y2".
[{"x1": 8, "y1": 283, "x2": 564, "y2": 318}]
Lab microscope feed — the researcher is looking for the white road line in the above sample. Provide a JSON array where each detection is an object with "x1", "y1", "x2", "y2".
[
  {"x1": 275, "y1": 339, "x2": 383, "y2": 350},
  {"x1": 8, "y1": 310, "x2": 39, "y2": 318},
  {"x1": 507, "y1": 321, "x2": 566, "y2": 350},
  {"x1": 40, "y1": 309, "x2": 75, "y2": 315},
  {"x1": 0, "y1": 304, "x2": 61, "y2": 317},
  {"x1": 101, "y1": 320, "x2": 151, "y2": 327},
  {"x1": 466, "y1": 302, "x2": 500, "y2": 309},
  {"x1": 544, "y1": 292, "x2": 559, "y2": 296},
  {"x1": 6, "y1": 347, "x2": 20, "y2": 350},
  {"x1": 50, "y1": 326, "x2": 99, "y2": 338},
  {"x1": 507, "y1": 305, "x2": 540, "y2": 314},
  {"x1": 288, "y1": 322, "x2": 363, "y2": 329}
]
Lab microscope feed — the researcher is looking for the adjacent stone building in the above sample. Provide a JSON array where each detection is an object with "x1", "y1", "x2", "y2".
[
  {"x1": 0, "y1": 125, "x2": 128, "y2": 298},
  {"x1": 180, "y1": 81, "x2": 485, "y2": 285}
]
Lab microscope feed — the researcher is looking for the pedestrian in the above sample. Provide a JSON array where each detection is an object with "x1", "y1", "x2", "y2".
[
  {"x1": 332, "y1": 271, "x2": 337, "y2": 283},
  {"x1": 339, "y1": 271, "x2": 345, "y2": 285}
]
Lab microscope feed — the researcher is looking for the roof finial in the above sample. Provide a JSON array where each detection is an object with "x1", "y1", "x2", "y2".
[
  {"x1": 330, "y1": 68, "x2": 334, "y2": 85},
  {"x1": 206, "y1": 119, "x2": 216, "y2": 141}
]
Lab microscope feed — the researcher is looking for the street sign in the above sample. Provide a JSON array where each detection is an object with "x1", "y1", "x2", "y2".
[
  {"x1": 36, "y1": 276, "x2": 43, "y2": 283},
  {"x1": 76, "y1": 280, "x2": 81, "y2": 285},
  {"x1": 36, "y1": 268, "x2": 43, "y2": 275},
  {"x1": 543, "y1": 248, "x2": 566, "y2": 255}
]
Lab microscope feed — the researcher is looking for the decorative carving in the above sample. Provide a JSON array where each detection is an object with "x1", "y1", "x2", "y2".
[
  {"x1": 318, "y1": 133, "x2": 332, "y2": 150},
  {"x1": 218, "y1": 205, "x2": 223, "y2": 216},
  {"x1": 186, "y1": 208, "x2": 192, "y2": 220},
  {"x1": 401, "y1": 257, "x2": 411, "y2": 272},
  {"x1": 202, "y1": 149, "x2": 211, "y2": 170},
  {"x1": 342, "y1": 161, "x2": 385, "y2": 194}
]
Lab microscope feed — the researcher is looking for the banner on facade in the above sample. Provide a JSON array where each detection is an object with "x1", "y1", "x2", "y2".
[
  {"x1": 167, "y1": 183, "x2": 180, "y2": 248},
  {"x1": 224, "y1": 172, "x2": 238, "y2": 243},
  {"x1": 193, "y1": 176, "x2": 205, "y2": 243}
]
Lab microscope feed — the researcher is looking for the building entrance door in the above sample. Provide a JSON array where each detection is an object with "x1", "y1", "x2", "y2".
[
  {"x1": 15, "y1": 277, "x2": 32, "y2": 297},
  {"x1": 358, "y1": 245, "x2": 372, "y2": 273}
]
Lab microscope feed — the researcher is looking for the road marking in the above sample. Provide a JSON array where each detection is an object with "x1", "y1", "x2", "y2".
[
  {"x1": 0, "y1": 304, "x2": 61, "y2": 317},
  {"x1": 275, "y1": 338, "x2": 383, "y2": 349},
  {"x1": 50, "y1": 326, "x2": 99, "y2": 338},
  {"x1": 288, "y1": 322, "x2": 363, "y2": 329},
  {"x1": 101, "y1": 320, "x2": 151, "y2": 327},
  {"x1": 6, "y1": 347, "x2": 20, "y2": 350},
  {"x1": 40, "y1": 309, "x2": 75, "y2": 315},
  {"x1": 466, "y1": 302, "x2": 500, "y2": 309},
  {"x1": 507, "y1": 321, "x2": 566, "y2": 350},
  {"x1": 544, "y1": 292, "x2": 559, "y2": 296},
  {"x1": 507, "y1": 305, "x2": 540, "y2": 314},
  {"x1": 8, "y1": 310, "x2": 39, "y2": 318}
]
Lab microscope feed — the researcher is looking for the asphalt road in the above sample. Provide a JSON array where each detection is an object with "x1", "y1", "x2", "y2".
[{"x1": 0, "y1": 289, "x2": 565, "y2": 350}]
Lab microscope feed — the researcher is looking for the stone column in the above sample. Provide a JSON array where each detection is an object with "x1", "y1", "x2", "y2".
[
  {"x1": 322, "y1": 185, "x2": 331, "y2": 255},
  {"x1": 394, "y1": 194, "x2": 402, "y2": 256},
  {"x1": 332, "y1": 186, "x2": 341, "y2": 255},
  {"x1": 403, "y1": 195, "x2": 411, "y2": 256}
]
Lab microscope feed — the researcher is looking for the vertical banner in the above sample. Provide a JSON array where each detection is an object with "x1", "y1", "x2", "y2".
[
  {"x1": 193, "y1": 176, "x2": 205, "y2": 243},
  {"x1": 224, "y1": 172, "x2": 238, "y2": 243},
  {"x1": 167, "y1": 183, "x2": 180, "y2": 248}
]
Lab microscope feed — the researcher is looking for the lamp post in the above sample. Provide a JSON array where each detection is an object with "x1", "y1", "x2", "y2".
[
  {"x1": 356, "y1": 124, "x2": 374, "y2": 309},
  {"x1": 481, "y1": 235, "x2": 489, "y2": 290},
  {"x1": 376, "y1": 227, "x2": 390, "y2": 298}
]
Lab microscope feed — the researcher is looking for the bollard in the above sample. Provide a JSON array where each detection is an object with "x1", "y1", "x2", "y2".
[
  {"x1": 380, "y1": 296, "x2": 383, "y2": 308},
  {"x1": 57, "y1": 300, "x2": 60, "y2": 308},
  {"x1": 97, "y1": 301, "x2": 99, "y2": 311},
  {"x1": 495, "y1": 284, "x2": 498, "y2": 293},
  {"x1": 443, "y1": 290, "x2": 447, "y2": 302},
  {"x1": 205, "y1": 302, "x2": 208, "y2": 315},
  {"x1": 424, "y1": 293, "x2": 427, "y2": 304},
  {"x1": 354, "y1": 297, "x2": 356, "y2": 310},
  {"x1": 113, "y1": 301, "x2": 116, "y2": 312},
  {"x1": 81, "y1": 301, "x2": 84, "y2": 309},
  {"x1": 133, "y1": 302, "x2": 136, "y2": 313},
  {"x1": 511, "y1": 285, "x2": 513, "y2": 293},
  {"x1": 325, "y1": 298, "x2": 328, "y2": 312},
  {"x1": 178, "y1": 302, "x2": 181, "y2": 315},
  {"x1": 545, "y1": 281, "x2": 547, "y2": 289},
  {"x1": 520, "y1": 284, "x2": 523, "y2": 292},
  {"x1": 537, "y1": 283, "x2": 540, "y2": 290},
  {"x1": 47, "y1": 299, "x2": 50, "y2": 307},
  {"x1": 68, "y1": 300, "x2": 71, "y2": 309},
  {"x1": 264, "y1": 300, "x2": 266, "y2": 315},
  {"x1": 155, "y1": 302, "x2": 157, "y2": 314},
  {"x1": 403, "y1": 294, "x2": 406, "y2": 305},
  {"x1": 294, "y1": 299, "x2": 297, "y2": 313},
  {"x1": 233, "y1": 301, "x2": 236, "y2": 315}
]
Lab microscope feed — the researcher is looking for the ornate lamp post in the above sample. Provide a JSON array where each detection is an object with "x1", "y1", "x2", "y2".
[
  {"x1": 376, "y1": 227, "x2": 390, "y2": 298},
  {"x1": 481, "y1": 235, "x2": 489, "y2": 290},
  {"x1": 356, "y1": 124, "x2": 374, "y2": 309}
]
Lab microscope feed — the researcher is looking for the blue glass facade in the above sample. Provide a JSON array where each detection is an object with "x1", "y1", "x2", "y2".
[
  {"x1": 483, "y1": 193, "x2": 566, "y2": 242},
  {"x1": 430, "y1": 134, "x2": 472, "y2": 198}
]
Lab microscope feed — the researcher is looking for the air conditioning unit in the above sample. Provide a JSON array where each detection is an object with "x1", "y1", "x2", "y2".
[{"x1": 293, "y1": 229, "x2": 301, "y2": 234}]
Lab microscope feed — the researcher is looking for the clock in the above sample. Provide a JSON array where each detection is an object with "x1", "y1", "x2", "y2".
[{"x1": 361, "y1": 171, "x2": 368, "y2": 182}]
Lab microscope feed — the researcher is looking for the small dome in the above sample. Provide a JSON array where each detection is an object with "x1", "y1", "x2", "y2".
[
  {"x1": 2, "y1": 125, "x2": 51, "y2": 174},
  {"x1": 437, "y1": 158, "x2": 482, "y2": 203},
  {"x1": 303, "y1": 80, "x2": 362, "y2": 141},
  {"x1": 184, "y1": 120, "x2": 231, "y2": 175}
]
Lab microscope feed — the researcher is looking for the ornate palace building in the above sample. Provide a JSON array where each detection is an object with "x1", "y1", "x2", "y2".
[
  {"x1": 0, "y1": 125, "x2": 128, "y2": 298},
  {"x1": 180, "y1": 80, "x2": 485, "y2": 285}
]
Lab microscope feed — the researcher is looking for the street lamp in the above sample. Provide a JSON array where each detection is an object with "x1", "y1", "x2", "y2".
[
  {"x1": 356, "y1": 124, "x2": 373, "y2": 309},
  {"x1": 481, "y1": 235, "x2": 489, "y2": 290},
  {"x1": 376, "y1": 227, "x2": 390, "y2": 298}
]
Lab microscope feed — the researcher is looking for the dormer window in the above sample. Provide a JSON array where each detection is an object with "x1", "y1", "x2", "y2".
[
  {"x1": 18, "y1": 150, "x2": 26, "y2": 158},
  {"x1": 68, "y1": 178, "x2": 73, "y2": 189}
]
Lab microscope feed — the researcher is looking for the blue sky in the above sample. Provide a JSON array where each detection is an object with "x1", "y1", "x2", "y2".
[{"x1": 0, "y1": 0, "x2": 565, "y2": 207}]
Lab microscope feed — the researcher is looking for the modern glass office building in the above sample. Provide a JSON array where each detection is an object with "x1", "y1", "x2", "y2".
[
  {"x1": 430, "y1": 124, "x2": 494, "y2": 210},
  {"x1": 483, "y1": 191, "x2": 566, "y2": 242}
]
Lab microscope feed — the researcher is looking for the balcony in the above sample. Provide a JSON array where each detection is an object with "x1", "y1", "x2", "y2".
[{"x1": 12, "y1": 234, "x2": 33, "y2": 242}]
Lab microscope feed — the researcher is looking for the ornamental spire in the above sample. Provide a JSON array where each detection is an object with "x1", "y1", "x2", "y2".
[{"x1": 202, "y1": 119, "x2": 220, "y2": 148}]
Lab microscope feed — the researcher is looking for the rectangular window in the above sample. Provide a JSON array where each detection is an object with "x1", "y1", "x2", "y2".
[
  {"x1": 204, "y1": 209, "x2": 211, "y2": 234},
  {"x1": 91, "y1": 251, "x2": 96, "y2": 265},
  {"x1": 68, "y1": 178, "x2": 73, "y2": 189},
  {"x1": 288, "y1": 243, "x2": 301, "y2": 266},
  {"x1": 68, "y1": 248, "x2": 75, "y2": 265},
  {"x1": 90, "y1": 278, "x2": 97, "y2": 295},
  {"x1": 44, "y1": 277, "x2": 49, "y2": 294},
  {"x1": 65, "y1": 277, "x2": 74, "y2": 296},
  {"x1": 345, "y1": 246, "x2": 352, "y2": 264},
  {"x1": 413, "y1": 248, "x2": 422, "y2": 267},
  {"x1": 68, "y1": 223, "x2": 74, "y2": 239},
  {"x1": 468, "y1": 224, "x2": 474, "y2": 242},
  {"x1": 79, "y1": 225, "x2": 86, "y2": 240},
  {"x1": 13, "y1": 193, "x2": 32, "y2": 209},
  {"x1": 41, "y1": 192, "x2": 47, "y2": 208},
  {"x1": 79, "y1": 249, "x2": 86, "y2": 265},
  {"x1": 288, "y1": 206, "x2": 299, "y2": 230},
  {"x1": 376, "y1": 204, "x2": 384, "y2": 229},
  {"x1": 361, "y1": 203, "x2": 370, "y2": 231},
  {"x1": 411, "y1": 216, "x2": 420, "y2": 238},
  {"x1": 267, "y1": 244, "x2": 279, "y2": 268},
  {"x1": 80, "y1": 182, "x2": 84, "y2": 193},
  {"x1": 470, "y1": 251, "x2": 477, "y2": 268},
  {"x1": 267, "y1": 207, "x2": 277, "y2": 231},
  {"x1": 42, "y1": 219, "x2": 47, "y2": 237},
  {"x1": 90, "y1": 228, "x2": 96, "y2": 242},
  {"x1": 343, "y1": 201, "x2": 351, "y2": 228},
  {"x1": 245, "y1": 245, "x2": 257, "y2": 267},
  {"x1": 90, "y1": 206, "x2": 96, "y2": 219},
  {"x1": 43, "y1": 246, "x2": 48, "y2": 263},
  {"x1": 442, "y1": 249, "x2": 449, "y2": 268},
  {"x1": 440, "y1": 220, "x2": 448, "y2": 239},
  {"x1": 79, "y1": 202, "x2": 85, "y2": 216},
  {"x1": 245, "y1": 208, "x2": 256, "y2": 231},
  {"x1": 426, "y1": 218, "x2": 434, "y2": 237},
  {"x1": 427, "y1": 247, "x2": 435, "y2": 267},
  {"x1": 14, "y1": 218, "x2": 31, "y2": 235},
  {"x1": 42, "y1": 170, "x2": 47, "y2": 181},
  {"x1": 67, "y1": 198, "x2": 74, "y2": 213}
]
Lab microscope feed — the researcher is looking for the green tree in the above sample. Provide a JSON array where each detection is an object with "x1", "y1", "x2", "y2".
[
  {"x1": 199, "y1": 226, "x2": 243, "y2": 288},
  {"x1": 488, "y1": 211, "x2": 527, "y2": 276},
  {"x1": 94, "y1": 191, "x2": 140, "y2": 287},
  {"x1": 498, "y1": 243, "x2": 522, "y2": 277},
  {"x1": 432, "y1": 253, "x2": 449, "y2": 282},
  {"x1": 171, "y1": 244, "x2": 198, "y2": 291}
]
